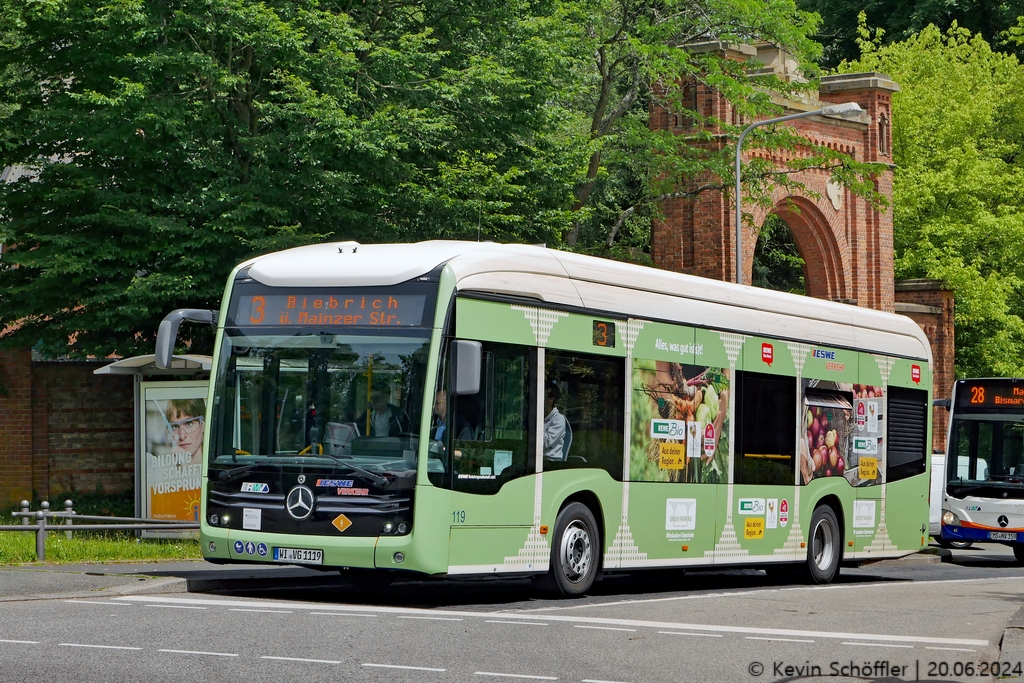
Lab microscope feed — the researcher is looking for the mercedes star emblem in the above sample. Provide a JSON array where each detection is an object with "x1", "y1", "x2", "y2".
[
  {"x1": 286, "y1": 485, "x2": 315, "y2": 520},
  {"x1": 999, "y1": 515, "x2": 1010, "y2": 528}
]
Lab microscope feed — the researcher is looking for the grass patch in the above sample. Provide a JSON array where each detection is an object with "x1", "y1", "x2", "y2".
[{"x1": 0, "y1": 531, "x2": 202, "y2": 565}]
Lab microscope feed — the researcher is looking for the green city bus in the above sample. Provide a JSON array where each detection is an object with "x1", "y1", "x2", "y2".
[{"x1": 155, "y1": 241, "x2": 932, "y2": 594}]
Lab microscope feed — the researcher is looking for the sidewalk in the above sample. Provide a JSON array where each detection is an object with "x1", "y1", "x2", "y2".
[{"x1": 0, "y1": 560, "x2": 329, "y2": 602}]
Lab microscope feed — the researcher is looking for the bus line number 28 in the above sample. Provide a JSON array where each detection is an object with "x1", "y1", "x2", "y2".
[
  {"x1": 971, "y1": 386, "x2": 985, "y2": 404},
  {"x1": 452, "y1": 510, "x2": 466, "y2": 524}
]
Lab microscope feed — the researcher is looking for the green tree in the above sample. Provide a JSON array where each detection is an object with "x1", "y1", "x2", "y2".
[
  {"x1": 554, "y1": 0, "x2": 884, "y2": 257},
  {"x1": 0, "y1": 0, "x2": 580, "y2": 356},
  {"x1": 799, "y1": 0, "x2": 1024, "y2": 67},
  {"x1": 0, "y1": 0, "x2": 883, "y2": 357},
  {"x1": 841, "y1": 22, "x2": 1024, "y2": 377},
  {"x1": 752, "y1": 214, "x2": 806, "y2": 294}
]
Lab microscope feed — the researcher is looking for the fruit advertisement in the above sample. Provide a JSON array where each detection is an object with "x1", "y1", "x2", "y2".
[
  {"x1": 630, "y1": 359, "x2": 730, "y2": 484},
  {"x1": 800, "y1": 380, "x2": 884, "y2": 486}
]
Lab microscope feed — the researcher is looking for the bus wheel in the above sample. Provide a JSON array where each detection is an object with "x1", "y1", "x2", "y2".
[
  {"x1": 937, "y1": 539, "x2": 973, "y2": 550},
  {"x1": 537, "y1": 502, "x2": 599, "y2": 596},
  {"x1": 806, "y1": 505, "x2": 841, "y2": 584},
  {"x1": 1013, "y1": 545, "x2": 1024, "y2": 564}
]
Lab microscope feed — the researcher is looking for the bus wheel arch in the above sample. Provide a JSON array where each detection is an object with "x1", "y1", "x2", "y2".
[
  {"x1": 805, "y1": 496, "x2": 844, "y2": 584},
  {"x1": 535, "y1": 492, "x2": 603, "y2": 596}
]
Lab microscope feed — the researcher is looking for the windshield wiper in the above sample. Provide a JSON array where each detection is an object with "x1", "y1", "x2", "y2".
[{"x1": 217, "y1": 463, "x2": 259, "y2": 483}]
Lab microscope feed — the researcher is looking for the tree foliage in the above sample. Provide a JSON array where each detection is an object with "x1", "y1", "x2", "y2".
[
  {"x1": 0, "y1": 0, "x2": 879, "y2": 357},
  {"x1": 841, "y1": 22, "x2": 1024, "y2": 377},
  {"x1": 799, "y1": 0, "x2": 1024, "y2": 66}
]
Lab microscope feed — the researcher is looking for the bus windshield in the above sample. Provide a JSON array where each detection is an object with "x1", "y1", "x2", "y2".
[
  {"x1": 948, "y1": 416, "x2": 1024, "y2": 496},
  {"x1": 209, "y1": 329, "x2": 432, "y2": 478}
]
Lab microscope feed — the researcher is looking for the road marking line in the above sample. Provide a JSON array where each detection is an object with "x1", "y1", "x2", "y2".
[
  {"x1": 310, "y1": 612, "x2": 378, "y2": 617},
  {"x1": 0, "y1": 639, "x2": 39, "y2": 644},
  {"x1": 486, "y1": 620, "x2": 549, "y2": 626},
  {"x1": 60, "y1": 643, "x2": 142, "y2": 650},
  {"x1": 522, "y1": 576, "x2": 1023, "y2": 611},
  {"x1": 926, "y1": 646, "x2": 978, "y2": 652},
  {"x1": 841, "y1": 642, "x2": 914, "y2": 649},
  {"x1": 117, "y1": 595, "x2": 989, "y2": 647},
  {"x1": 229, "y1": 608, "x2": 292, "y2": 614},
  {"x1": 475, "y1": 673, "x2": 558, "y2": 680},
  {"x1": 158, "y1": 649, "x2": 238, "y2": 657},
  {"x1": 63, "y1": 600, "x2": 131, "y2": 606},
  {"x1": 398, "y1": 616, "x2": 463, "y2": 621},
  {"x1": 362, "y1": 663, "x2": 446, "y2": 672},
  {"x1": 261, "y1": 656, "x2": 341, "y2": 664},
  {"x1": 658, "y1": 631, "x2": 723, "y2": 638},
  {"x1": 146, "y1": 604, "x2": 207, "y2": 610},
  {"x1": 573, "y1": 625, "x2": 637, "y2": 632},
  {"x1": 746, "y1": 636, "x2": 814, "y2": 643}
]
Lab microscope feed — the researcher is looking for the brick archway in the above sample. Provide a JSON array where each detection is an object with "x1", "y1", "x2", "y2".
[
  {"x1": 755, "y1": 196, "x2": 851, "y2": 303},
  {"x1": 649, "y1": 63, "x2": 898, "y2": 313}
]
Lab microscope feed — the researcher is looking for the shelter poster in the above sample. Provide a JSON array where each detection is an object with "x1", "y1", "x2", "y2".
[{"x1": 140, "y1": 382, "x2": 208, "y2": 525}]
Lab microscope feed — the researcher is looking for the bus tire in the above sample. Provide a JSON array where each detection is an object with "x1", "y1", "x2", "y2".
[
  {"x1": 1013, "y1": 545, "x2": 1024, "y2": 564},
  {"x1": 536, "y1": 502, "x2": 599, "y2": 596},
  {"x1": 806, "y1": 505, "x2": 841, "y2": 584}
]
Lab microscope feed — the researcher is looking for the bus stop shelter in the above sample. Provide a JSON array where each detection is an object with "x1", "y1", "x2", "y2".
[{"x1": 94, "y1": 354, "x2": 211, "y2": 524}]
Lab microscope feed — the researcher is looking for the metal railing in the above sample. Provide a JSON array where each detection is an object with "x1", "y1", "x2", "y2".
[{"x1": 0, "y1": 500, "x2": 199, "y2": 561}]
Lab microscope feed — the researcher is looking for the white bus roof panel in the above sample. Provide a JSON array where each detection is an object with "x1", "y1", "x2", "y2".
[{"x1": 241, "y1": 240, "x2": 931, "y2": 362}]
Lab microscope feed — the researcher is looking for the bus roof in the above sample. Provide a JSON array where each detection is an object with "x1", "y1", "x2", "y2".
[{"x1": 242, "y1": 240, "x2": 932, "y2": 362}]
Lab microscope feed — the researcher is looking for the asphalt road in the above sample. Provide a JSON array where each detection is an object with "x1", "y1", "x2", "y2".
[{"x1": 1, "y1": 545, "x2": 1023, "y2": 683}]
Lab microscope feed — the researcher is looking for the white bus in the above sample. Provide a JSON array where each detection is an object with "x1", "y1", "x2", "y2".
[{"x1": 937, "y1": 378, "x2": 1024, "y2": 559}]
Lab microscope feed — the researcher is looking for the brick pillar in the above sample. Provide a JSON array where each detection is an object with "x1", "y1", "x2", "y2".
[
  {"x1": 895, "y1": 279, "x2": 955, "y2": 453},
  {"x1": 0, "y1": 347, "x2": 34, "y2": 509}
]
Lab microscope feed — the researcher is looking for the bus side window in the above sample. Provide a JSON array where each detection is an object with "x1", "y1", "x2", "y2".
[
  {"x1": 450, "y1": 343, "x2": 535, "y2": 495},
  {"x1": 735, "y1": 371, "x2": 797, "y2": 485},
  {"x1": 543, "y1": 350, "x2": 625, "y2": 480}
]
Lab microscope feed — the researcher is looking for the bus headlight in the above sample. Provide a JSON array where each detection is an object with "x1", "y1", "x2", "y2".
[
  {"x1": 382, "y1": 522, "x2": 394, "y2": 534},
  {"x1": 397, "y1": 522, "x2": 408, "y2": 534},
  {"x1": 942, "y1": 511, "x2": 961, "y2": 526},
  {"x1": 209, "y1": 514, "x2": 219, "y2": 526}
]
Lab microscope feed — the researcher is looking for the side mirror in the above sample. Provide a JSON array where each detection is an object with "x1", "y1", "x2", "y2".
[
  {"x1": 452, "y1": 340, "x2": 482, "y2": 396},
  {"x1": 155, "y1": 309, "x2": 218, "y2": 369},
  {"x1": 932, "y1": 398, "x2": 951, "y2": 411}
]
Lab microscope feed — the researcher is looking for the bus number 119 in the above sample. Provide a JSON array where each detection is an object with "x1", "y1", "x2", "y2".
[{"x1": 452, "y1": 510, "x2": 466, "y2": 524}]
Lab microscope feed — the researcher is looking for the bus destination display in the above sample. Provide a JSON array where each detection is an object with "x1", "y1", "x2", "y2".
[
  {"x1": 955, "y1": 380, "x2": 1024, "y2": 410},
  {"x1": 236, "y1": 293, "x2": 427, "y2": 328}
]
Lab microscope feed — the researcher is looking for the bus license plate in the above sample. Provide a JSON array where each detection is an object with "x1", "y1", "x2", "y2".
[
  {"x1": 273, "y1": 547, "x2": 323, "y2": 565},
  {"x1": 989, "y1": 532, "x2": 1017, "y2": 541}
]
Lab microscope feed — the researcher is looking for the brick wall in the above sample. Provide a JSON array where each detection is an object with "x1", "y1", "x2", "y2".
[
  {"x1": 31, "y1": 362, "x2": 134, "y2": 500},
  {"x1": 0, "y1": 347, "x2": 33, "y2": 510},
  {"x1": 895, "y1": 280, "x2": 955, "y2": 453}
]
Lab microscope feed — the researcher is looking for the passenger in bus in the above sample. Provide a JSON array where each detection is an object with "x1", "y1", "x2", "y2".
[
  {"x1": 367, "y1": 383, "x2": 411, "y2": 436},
  {"x1": 544, "y1": 380, "x2": 568, "y2": 461}
]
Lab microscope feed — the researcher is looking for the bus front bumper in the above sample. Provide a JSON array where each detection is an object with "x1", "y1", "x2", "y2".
[{"x1": 941, "y1": 524, "x2": 1023, "y2": 543}]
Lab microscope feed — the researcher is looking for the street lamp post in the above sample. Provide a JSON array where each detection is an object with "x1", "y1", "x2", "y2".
[{"x1": 733, "y1": 101, "x2": 863, "y2": 285}]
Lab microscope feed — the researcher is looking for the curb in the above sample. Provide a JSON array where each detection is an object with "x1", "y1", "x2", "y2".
[
  {"x1": 0, "y1": 575, "x2": 186, "y2": 603},
  {"x1": 1000, "y1": 605, "x2": 1024, "y2": 668}
]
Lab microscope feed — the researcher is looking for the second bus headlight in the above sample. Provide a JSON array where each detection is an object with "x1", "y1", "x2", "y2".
[{"x1": 942, "y1": 511, "x2": 961, "y2": 526}]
